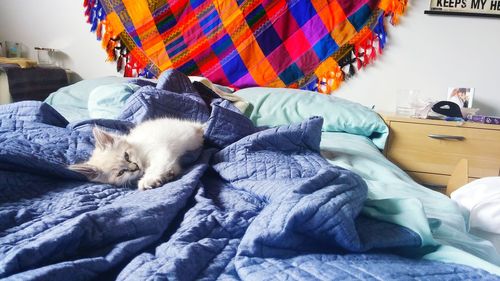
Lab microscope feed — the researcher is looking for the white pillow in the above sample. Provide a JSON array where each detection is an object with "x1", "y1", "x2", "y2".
[{"x1": 451, "y1": 177, "x2": 500, "y2": 234}]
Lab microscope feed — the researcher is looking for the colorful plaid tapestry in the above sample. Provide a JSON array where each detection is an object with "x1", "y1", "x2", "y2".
[{"x1": 84, "y1": 0, "x2": 407, "y2": 93}]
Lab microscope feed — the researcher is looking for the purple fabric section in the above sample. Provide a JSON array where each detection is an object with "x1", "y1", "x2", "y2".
[
  {"x1": 272, "y1": 9, "x2": 300, "y2": 41},
  {"x1": 336, "y1": 0, "x2": 376, "y2": 17},
  {"x1": 234, "y1": 72, "x2": 257, "y2": 89},
  {"x1": 301, "y1": 15, "x2": 329, "y2": 46},
  {"x1": 296, "y1": 49, "x2": 321, "y2": 74},
  {"x1": 267, "y1": 45, "x2": 293, "y2": 74}
]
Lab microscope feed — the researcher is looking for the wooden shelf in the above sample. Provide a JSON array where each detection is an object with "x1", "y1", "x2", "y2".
[{"x1": 424, "y1": 10, "x2": 500, "y2": 19}]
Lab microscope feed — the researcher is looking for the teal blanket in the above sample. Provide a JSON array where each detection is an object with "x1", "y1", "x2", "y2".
[
  {"x1": 320, "y1": 132, "x2": 500, "y2": 275},
  {"x1": 237, "y1": 87, "x2": 500, "y2": 275}
]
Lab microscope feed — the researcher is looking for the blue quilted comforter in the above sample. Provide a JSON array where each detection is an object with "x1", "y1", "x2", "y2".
[{"x1": 0, "y1": 71, "x2": 497, "y2": 280}]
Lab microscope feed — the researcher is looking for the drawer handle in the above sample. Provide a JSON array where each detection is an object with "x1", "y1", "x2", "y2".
[{"x1": 428, "y1": 134, "x2": 465, "y2": 141}]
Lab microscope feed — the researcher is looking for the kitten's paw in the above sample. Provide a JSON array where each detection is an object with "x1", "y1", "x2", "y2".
[
  {"x1": 138, "y1": 175, "x2": 164, "y2": 191},
  {"x1": 137, "y1": 165, "x2": 180, "y2": 190}
]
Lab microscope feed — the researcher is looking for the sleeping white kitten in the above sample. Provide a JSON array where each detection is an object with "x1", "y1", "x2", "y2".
[{"x1": 69, "y1": 118, "x2": 204, "y2": 190}]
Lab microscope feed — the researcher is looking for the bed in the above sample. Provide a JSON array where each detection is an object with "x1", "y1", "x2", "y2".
[{"x1": 1, "y1": 70, "x2": 499, "y2": 280}]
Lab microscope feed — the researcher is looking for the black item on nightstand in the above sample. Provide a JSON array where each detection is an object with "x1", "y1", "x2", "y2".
[{"x1": 431, "y1": 101, "x2": 463, "y2": 118}]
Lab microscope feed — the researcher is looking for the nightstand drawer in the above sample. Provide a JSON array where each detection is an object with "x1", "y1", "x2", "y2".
[{"x1": 386, "y1": 121, "x2": 500, "y2": 179}]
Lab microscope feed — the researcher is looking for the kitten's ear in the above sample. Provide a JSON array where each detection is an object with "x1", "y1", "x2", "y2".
[
  {"x1": 68, "y1": 163, "x2": 100, "y2": 180},
  {"x1": 93, "y1": 127, "x2": 117, "y2": 149}
]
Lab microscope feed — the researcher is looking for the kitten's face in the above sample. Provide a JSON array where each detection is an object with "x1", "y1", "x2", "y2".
[
  {"x1": 69, "y1": 127, "x2": 144, "y2": 187},
  {"x1": 87, "y1": 141, "x2": 143, "y2": 186}
]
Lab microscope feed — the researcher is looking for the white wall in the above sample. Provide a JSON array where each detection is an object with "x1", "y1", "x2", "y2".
[
  {"x1": 1, "y1": 0, "x2": 499, "y2": 115},
  {"x1": 335, "y1": 0, "x2": 500, "y2": 116},
  {"x1": 0, "y1": 0, "x2": 117, "y2": 80}
]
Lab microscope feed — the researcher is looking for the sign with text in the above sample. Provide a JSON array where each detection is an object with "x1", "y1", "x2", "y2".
[{"x1": 429, "y1": 0, "x2": 500, "y2": 16}]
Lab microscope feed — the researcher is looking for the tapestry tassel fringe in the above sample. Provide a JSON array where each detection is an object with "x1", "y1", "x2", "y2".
[
  {"x1": 83, "y1": 0, "x2": 150, "y2": 78},
  {"x1": 386, "y1": 0, "x2": 408, "y2": 25},
  {"x1": 316, "y1": 1, "x2": 405, "y2": 94}
]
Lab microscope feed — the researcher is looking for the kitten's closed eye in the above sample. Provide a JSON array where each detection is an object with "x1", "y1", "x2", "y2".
[
  {"x1": 117, "y1": 169, "x2": 126, "y2": 177},
  {"x1": 124, "y1": 152, "x2": 130, "y2": 162}
]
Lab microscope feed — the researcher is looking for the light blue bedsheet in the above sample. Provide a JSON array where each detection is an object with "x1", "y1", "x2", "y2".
[
  {"x1": 44, "y1": 76, "x2": 130, "y2": 122},
  {"x1": 319, "y1": 131, "x2": 500, "y2": 275}
]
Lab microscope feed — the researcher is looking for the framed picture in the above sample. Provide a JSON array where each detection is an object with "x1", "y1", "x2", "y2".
[{"x1": 447, "y1": 87, "x2": 474, "y2": 108}]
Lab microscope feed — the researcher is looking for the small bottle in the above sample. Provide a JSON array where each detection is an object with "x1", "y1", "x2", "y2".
[{"x1": 15, "y1": 43, "x2": 21, "y2": 57}]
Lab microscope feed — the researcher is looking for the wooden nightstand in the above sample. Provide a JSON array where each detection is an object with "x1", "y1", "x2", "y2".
[{"x1": 380, "y1": 113, "x2": 500, "y2": 187}]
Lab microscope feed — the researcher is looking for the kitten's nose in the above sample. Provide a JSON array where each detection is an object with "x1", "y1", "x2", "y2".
[{"x1": 129, "y1": 163, "x2": 139, "y2": 171}]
